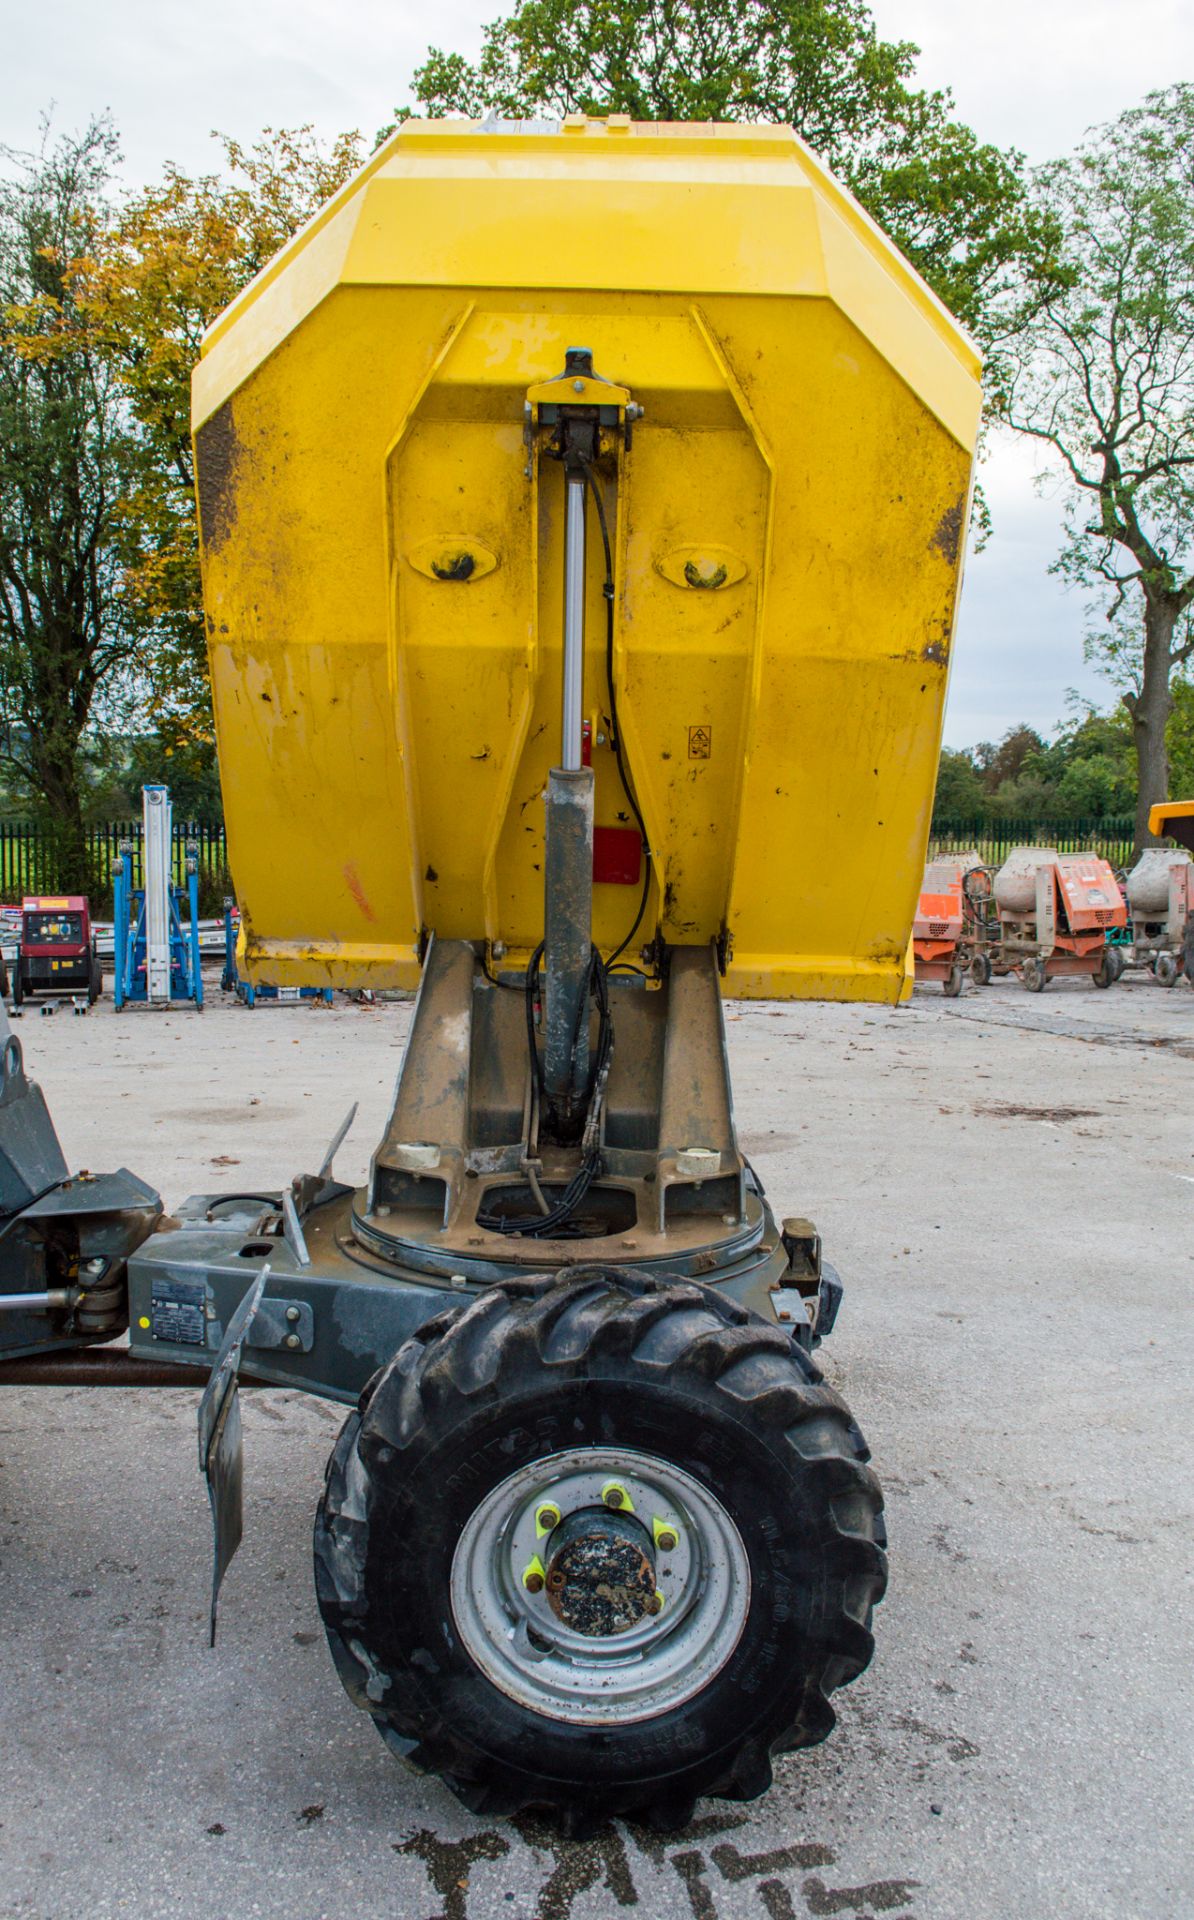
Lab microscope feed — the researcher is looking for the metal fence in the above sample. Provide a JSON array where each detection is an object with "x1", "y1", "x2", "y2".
[
  {"x1": 928, "y1": 817, "x2": 1137, "y2": 871},
  {"x1": 0, "y1": 819, "x2": 228, "y2": 908}
]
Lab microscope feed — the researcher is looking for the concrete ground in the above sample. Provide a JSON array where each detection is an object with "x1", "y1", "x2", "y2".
[{"x1": 1, "y1": 967, "x2": 1191, "y2": 1920}]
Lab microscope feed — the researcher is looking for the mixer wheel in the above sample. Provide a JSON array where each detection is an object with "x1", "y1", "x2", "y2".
[{"x1": 314, "y1": 1269, "x2": 885, "y2": 1835}]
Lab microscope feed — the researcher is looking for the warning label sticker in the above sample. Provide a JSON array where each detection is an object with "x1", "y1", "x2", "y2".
[
  {"x1": 688, "y1": 725, "x2": 712, "y2": 760},
  {"x1": 150, "y1": 1277, "x2": 207, "y2": 1346}
]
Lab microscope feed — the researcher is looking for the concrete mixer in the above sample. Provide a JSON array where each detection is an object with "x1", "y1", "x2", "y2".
[
  {"x1": 1148, "y1": 802, "x2": 1194, "y2": 982},
  {"x1": 1126, "y1": 846, "x2": 1193, "y2": 985},
  {"x1": 992, "y1": 847, "x2": 1126, "y2": 991},
  {"x1": 1, "y1": 118, "x2": 980, "y2": 1831},
  {"x1": 913, "y1": 851, "x2": 995, "y2": 994}
]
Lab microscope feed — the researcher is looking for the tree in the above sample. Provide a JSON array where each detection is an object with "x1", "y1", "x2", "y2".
[
  {"x1": 932, "y1": 747, "x2": 985, "y2": 823},
  {"x1": 974, "y1": 725, "x2": 1044, "y2": 794},
  {"x1": 990, "y1": 85, "x2": 1194, "y2": 853},
  {"x1": 85, "y1": 126, "x2": 367, "y2": 786},
  {"x1": 0, "y1": 118, "x2": 138, "y2": 886},
  {"x1": 399, "y1": 0, "x2": 1036, "y2": 332}
]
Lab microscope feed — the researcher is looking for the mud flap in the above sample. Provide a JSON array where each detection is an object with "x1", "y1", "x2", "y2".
[{"x1": 197, "y1": 1270, "x2": 268, "y2": 1645}]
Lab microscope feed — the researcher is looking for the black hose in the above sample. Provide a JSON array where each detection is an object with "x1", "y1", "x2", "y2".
[{"x1": 581, "y1": 463, "x2": 654, "y2": 969}]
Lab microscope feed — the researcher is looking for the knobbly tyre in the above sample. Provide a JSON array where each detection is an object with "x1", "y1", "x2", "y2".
[{"x1": 0, "y1": 117, "x2": 981, "y2": 1832}]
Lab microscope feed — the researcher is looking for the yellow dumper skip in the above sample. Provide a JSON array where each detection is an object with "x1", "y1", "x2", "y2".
[{"x1": 193, "y1": 118, "x2": 981, "y2": 1002}]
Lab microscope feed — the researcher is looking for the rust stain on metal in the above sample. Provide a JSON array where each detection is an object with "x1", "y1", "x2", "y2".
[
  {"x1": 195, "y1": 402, "x2": 244, "y2": 554},
  {"x1": 930, "y1": 495, "x2": 965, "y2": 566},
  {"x1": 343, "y1": 862, "x2": 377, "y2": 922}
]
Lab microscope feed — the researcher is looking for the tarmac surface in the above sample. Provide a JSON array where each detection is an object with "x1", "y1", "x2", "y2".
[{"x1": 1, "y1": 968, "x2": 1191, "y2": 1920}]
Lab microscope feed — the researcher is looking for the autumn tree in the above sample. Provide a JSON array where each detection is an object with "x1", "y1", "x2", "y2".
[
  {"x1": 399, "y1": 0, "x2": 1038, "y2": 332},
  {"x1": 0, "y1": 118, "x2": 138, "y2": 886},
  {"x1": 86, "y1": 126, "x2": 366, "y2": 774},
  {"x1": 991, "y1": 85, "x2": 1194, "y2": 852}
]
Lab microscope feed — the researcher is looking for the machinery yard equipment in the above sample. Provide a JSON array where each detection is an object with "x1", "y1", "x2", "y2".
[
  {"x1": 1148, "y1": 802, "x2": 1194, "y2": 981},
  {"x1": 112, "y1": 786, "x2": 203, "y2": 1011},
  {"x1": 1124, "y1": 846, "x2": 1193, "y2": 985},
  {"x1": 913, "y1": 852, "x2": 995, "y2": 994},
  {"x1": 1, "y1": 118, "x2": 980, "y2": 1830},
  {"x1": 991, "y1": 847, "x2": 1126, "y2": 991},
  {"x1": 9, "y1": 896, "x2": 103, "y2": 1008},
  {"x1": 220, "y1": 901, "x2": 334, "y2": 1007}
]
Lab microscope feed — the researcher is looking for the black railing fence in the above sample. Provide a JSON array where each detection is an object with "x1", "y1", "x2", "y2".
[
  {"x1": 928, "y1": 817, "x2": 1137, "y2": 872},
  {"x1": 0, "y1": 814, "x2": 1144, "y2": 913},
  {"x1": 0, "y1": 819, "x2": 229, "y2": 911}
]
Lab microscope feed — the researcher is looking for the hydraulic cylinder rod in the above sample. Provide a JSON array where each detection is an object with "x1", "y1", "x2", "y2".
[
  {"x1": 543, "y1": 765, "x2": 595, "y2": 1123},
  {"x1": 560, "y1": 473, "x2": 587, "y2": 771},
  {"x1": 543, "y1": 452, "x2": 595, "y2": 1125}
]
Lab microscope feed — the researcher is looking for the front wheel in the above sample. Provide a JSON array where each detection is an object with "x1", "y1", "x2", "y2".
[
  {"x1": 314, "y1": 1271, "x2": 885, "y2": 1834},
  {"x1": 1022, "y1": 958, "x2": 1047, "y2": 992},
  {"x1": 1093, "y1": 950, "x2": 1117, "y2": 989},
  {"x1": 943, "y1": 963, "x2": 964, "y2": 998}
]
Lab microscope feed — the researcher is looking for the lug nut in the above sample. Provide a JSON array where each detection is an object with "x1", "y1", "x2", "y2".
[
  {"x1": 536, "y1": 1502, "x2": 561, "y2": 1533},
  {"x1": 602, "y1": 1482, "x2": 628, "y2": 1510},
  {"x1": 656, "y1": 1528, "x2": 678, "y2": 1553},
  {"x1": 644, "y1": 1592, "x2": 664, "y2": 1617},
  {"x1": 524, "y1": 1571, "x2": 544, "y2": 1594}
]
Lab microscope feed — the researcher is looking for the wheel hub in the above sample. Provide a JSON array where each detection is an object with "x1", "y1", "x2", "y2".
[
  {"x1": 448, "y1": 1445, "x2": 751, "y2": 1725},
  {"x1": 544, "y1": 1508, "x2": 656, "y2": 1636}
]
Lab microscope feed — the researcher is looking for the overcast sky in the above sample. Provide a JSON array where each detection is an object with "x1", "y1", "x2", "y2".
[{"x1": 5, "y1": 0, "x2": 1191, "y2": 749}]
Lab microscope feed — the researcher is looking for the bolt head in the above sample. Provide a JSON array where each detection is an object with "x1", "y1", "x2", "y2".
[
  {"x1": 285, "y1": 1305, "x2": 300, "y2": 1323},
  {"x1": 572, "y1": 378, "x2": 585, "y2": 392},
  {"x1": 284, "y1": 1333, "x2": 300, "y2": 1350}
]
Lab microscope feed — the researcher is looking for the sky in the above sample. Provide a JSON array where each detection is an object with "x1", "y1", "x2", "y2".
[{"x1": 5, "y1": 0, "x2": 1192, "y2": 749}]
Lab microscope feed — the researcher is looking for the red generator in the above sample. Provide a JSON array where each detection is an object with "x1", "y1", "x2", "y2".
[{"x1": 13, "y1": 896, "x2": 103, "y2": 1006}]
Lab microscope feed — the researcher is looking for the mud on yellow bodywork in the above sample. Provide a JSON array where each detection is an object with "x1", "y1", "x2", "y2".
[{"x1": 193, "y1": 118, "x2": 981, "y2": 1001}]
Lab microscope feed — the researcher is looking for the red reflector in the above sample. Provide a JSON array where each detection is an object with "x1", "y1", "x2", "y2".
[{"x1": 593, "y1": 827, "x2": 642, "y2": 885}]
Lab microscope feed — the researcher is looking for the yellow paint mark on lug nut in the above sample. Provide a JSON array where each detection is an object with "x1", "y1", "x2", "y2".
[
  {"x1": 522, "y1": 1554, "x2": 546, "y2": 1593},
  {"x1": 535, "y1": 1503, "x2": 561, "y2": 1537},
  {"x1": 602, "y1": 1481, "x2": 633, "y2": 1512},
  {"x1": 652, "y1": 1517, "x2": 679, "y2": 1552}
]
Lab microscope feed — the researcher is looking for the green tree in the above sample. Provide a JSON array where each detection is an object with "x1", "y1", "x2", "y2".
[
  {"x1": 932, "y1": 747, "x2": 985, "y2": 823},
  {"x1": 400, "y1": 0, "x2": 1036, "y2": 332},
  {"x1": 990, "y1": 85, "x2": 1194, "y2": 854},
  {"x1": 1168, "y1": 676, "x2": 1194, "y2": 798},
  {"x1": 0, "y1": 118, "x2": 138, "y2": 887}
]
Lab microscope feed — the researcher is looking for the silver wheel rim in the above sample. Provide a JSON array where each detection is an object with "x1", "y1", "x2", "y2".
[{"x1": 449, "y1": 1444, "x2": 751, "y2": 1725}]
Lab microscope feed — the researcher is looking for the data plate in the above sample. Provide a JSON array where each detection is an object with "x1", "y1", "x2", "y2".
[{"x1": 150, "y1": 1276, "x2": 207, "y2": 1346}]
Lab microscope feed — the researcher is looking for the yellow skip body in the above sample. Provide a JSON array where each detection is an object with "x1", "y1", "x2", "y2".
[{"x1": 193, "y1": 117, "x2": 981, "y2": 1002}]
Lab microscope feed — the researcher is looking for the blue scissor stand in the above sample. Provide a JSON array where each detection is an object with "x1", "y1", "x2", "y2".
[
  {"x1": 112, "y1": 848, "x2": 203, "y2": 1010},
  {"x1": 221, "y1": 903, "x2": 332, "y2": 1008}
]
